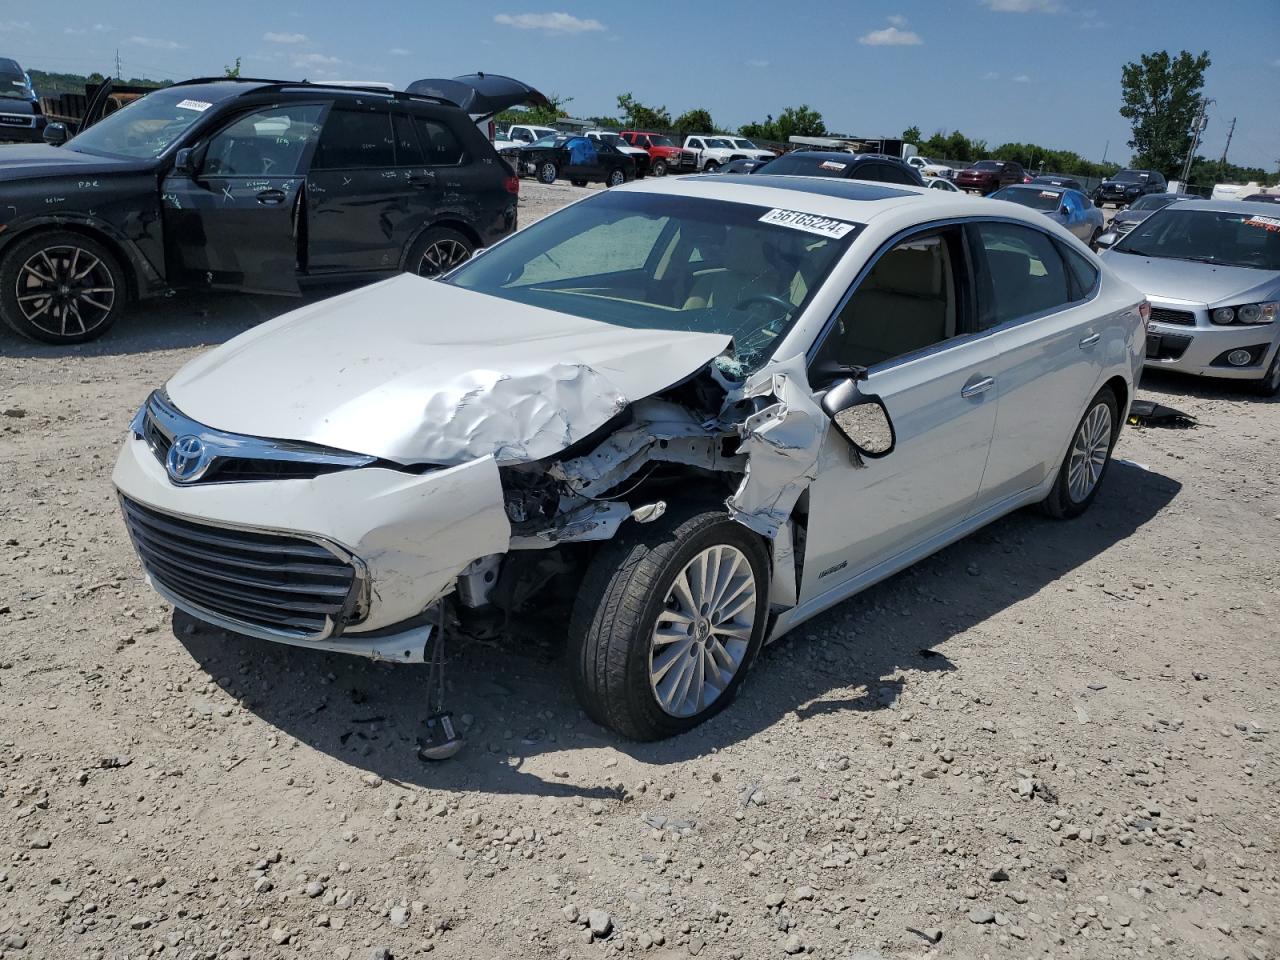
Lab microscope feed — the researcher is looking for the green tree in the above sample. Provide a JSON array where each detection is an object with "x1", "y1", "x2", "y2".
[
  {"x1": 1119, "y1": 49, "x2": 1211, "y2": 178},
  {"x1": 902, "y1": 125, "x2": 922, "y2": 144},
  {"x1": 495, "y1": 92, "x2": 572, "y2": 128},
  {"x1": 673, "y1": 108, "x2": 715, "y2": 138},
  {"x1": 739, "y1": 105, "x2": 826, "y2": 143},
  {"x1": 224, "y1": 57, "x2": 242, "y2": 79},
  {"x1": 616, "y1": 93, "x2": 672, "y2": 130}
]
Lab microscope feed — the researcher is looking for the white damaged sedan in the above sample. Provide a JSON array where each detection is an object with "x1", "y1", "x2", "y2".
[{"x1": 115, "y1": 176, "x2": 1147, "y2": 740}]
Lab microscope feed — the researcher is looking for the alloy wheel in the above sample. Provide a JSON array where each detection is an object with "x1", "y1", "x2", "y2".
[
  {"x1": 608, "y1": 169, "x2": 625, "y2": 187},
  {"x1": 15, "y1": 244, "x2": 116, "y2": 339},
  {"x1": 1067, "y1": 402, "x2": 1112, "y2": 502},
  {"x1": 416, "y1": 239, "x2": 471, "y2": 278},
  {"x1": 649, "y1": 544, "x2": 757, "y2": 718}
]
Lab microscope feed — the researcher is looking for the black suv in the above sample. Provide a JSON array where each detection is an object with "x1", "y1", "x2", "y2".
[
  {"x1": 0, "y1": 57, "x2": 46, "y2": 144},
  {"x1": 1092, "y1": 168, "x2": 1166, "y2": 208},
  {"x1": 0, "y1": 76, "x2": 536, "y2": 344},
  {"x1": 753, "y1": 150, "x2": 925, "y2": 186}
]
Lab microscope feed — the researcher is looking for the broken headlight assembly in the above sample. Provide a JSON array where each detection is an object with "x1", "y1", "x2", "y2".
[{"x1": 1211, "y1": 301, "x2": 1278, "y2": 325}]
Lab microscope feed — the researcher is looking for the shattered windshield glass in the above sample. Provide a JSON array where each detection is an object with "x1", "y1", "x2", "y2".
[{"x1": 447, "y1": 191, "x2": 860, "y2": 373}]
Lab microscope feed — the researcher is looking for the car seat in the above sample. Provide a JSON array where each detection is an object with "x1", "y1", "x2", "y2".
[{"x1": 837, "y1": 243, "x2": 955, "y2": 366}]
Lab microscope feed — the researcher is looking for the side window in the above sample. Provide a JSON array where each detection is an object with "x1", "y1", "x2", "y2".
[
  {"x1": 391, "y1": 111, "x2": 425, "y2": 165},
  {"x1": 413, "y1": 116, "x2": 463, "y2": 165},
  {"x1": 201, "y1": 104, "x2": 325, "y2": 177},
  {"x1": 311, "y1": 107, "x2": 394, "y2": 170},
  {"x1": 879, "y1": 162, "x2": 917, "y2": 185},
  {"x1": 1056, "y1": 239, "x2": 1100, "y2": 300},
  {"x1": 812, "y1": 230, "x2": 961, "y2": 371},
  {"x1": 974, "y1": 222, "x2": 1071, "y2": 328}
]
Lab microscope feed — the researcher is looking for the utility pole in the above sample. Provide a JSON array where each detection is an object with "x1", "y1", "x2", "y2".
[
  {"x1": 1219, "y1": 117, "x2": 1236, "y2": 177},
  {"x1": 114, "y1": 49, "x2": 122, "y2": 80},
  {"x1": 1178, "y1": 97, "x2": 1213, "y2": 190},
  {"x1": 1101, "y1": 140, "x2": 1109, "y2": 165}
]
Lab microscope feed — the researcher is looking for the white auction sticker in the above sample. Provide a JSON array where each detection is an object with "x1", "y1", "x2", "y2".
[
  {"x1": 176, "y1": 99, "x2": 212, "y2": 112},
  {"x1": 819, "y1": 160, "x2": 847, "y2": 171},
  {"x1": 1244, "y1": 215, "x2": 1280, "y2": 233},
  {"x1": 759, "y1": 208, "x2": 856, "y2": 239}
]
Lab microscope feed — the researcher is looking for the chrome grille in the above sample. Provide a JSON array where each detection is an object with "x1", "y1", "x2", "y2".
[
  {"x1": 1150, "y1": 308, "x2": 1195, "y2": 326},
  {"x1": 120, "y1": 496, "x2": 365, "y2": 641},
  {"x1": 0, "y1": 114, "x2": 35, "y2": 127}
]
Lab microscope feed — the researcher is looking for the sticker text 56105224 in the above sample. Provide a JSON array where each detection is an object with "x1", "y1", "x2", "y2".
[{"x1": 758, "y1": 208, "x2": 856, "y2": 240}]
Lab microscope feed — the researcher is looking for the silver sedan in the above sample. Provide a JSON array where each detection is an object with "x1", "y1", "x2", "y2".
[
  {"x1": 991, "y1": 185, "x2": 1107, "y2": 248},
  {"x1": 1101, "y1": 200, "x2": 1280, "y2": 395}
]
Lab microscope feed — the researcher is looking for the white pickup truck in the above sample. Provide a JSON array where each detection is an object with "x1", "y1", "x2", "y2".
[
  {"x1": 682, "y1": 134, "x2": 773, "y2": 173},
  {"x1": 493, "y1": 123, "x2": 558, "y2": 152},
  {"x1": 906, "y1": 154, "x2": 955, "y2": 179}
]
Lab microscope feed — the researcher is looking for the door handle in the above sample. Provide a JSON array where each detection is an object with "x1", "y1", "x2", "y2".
[
  {"x1": 255, "y1": 189, "x2": 287, "y2": 205},
  {"x1": 961, "y1": 376, "x2": 996, "y2": 398},
  {"x1": 1079, "y1": 332, "x2": 1101, "y2": 347}
]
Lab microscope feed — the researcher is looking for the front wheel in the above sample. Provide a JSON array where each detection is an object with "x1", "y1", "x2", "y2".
[
  {"x1": 1250, "y1": 350, "x2": 1280, "y2": 397},
  {"x1": 537, "y1": 162, "x2": 558, "y2": 184},
  {"x1": 0, "y1": 230, "x2": 126, "y2": 344},
  {"x1": 651, "y1": 158, "x2": 668, "y2": 177},
  {"x1": 1038, "y1": 386, "x2": 1119, "y2": 519},
  {"x1": 606, "y1": 167, "x2": 626, "y2": 188},
  {"x1": 703, "y1": 160, "x2": 719, "y2": 174},
  {"x1": 569, "y1": 507, "x2": 770, "y2": 740}
]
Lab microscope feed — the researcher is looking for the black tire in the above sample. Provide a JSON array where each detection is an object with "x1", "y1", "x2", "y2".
[
  {"x1": 606, "y1": 167, "x2": 626, "y2": 188},
  {"x1": 1250, "y1": 350, "x2": 1280, "y2": 397},
  {"x1": 0, "y1": 229, "x2": 126, "y2": 344},
  {"x1": 1088, "y1": 227, "x2": 1103, "y2": 252},
  {"x1": 1038, "y1": 386, "x2": 1119, "y2": 520},
  {"x1": 571, "y1": 179, "x2": 588, "y2": 188},
  {"x1": 537, "y1": 161, "x2": 558, "y2": 184},
  {"x1": 406, "y1": 227, "x2": 474, "y2": 279},
  {"x1": 569, "y1": 506, "x2": 770, "y2": 741},
  {"x1": 703, "y1": 161, "x2": 719, "y2": 174},
  {"x1": 651, "y1": 158, "x2": 668, "y2": 177}
]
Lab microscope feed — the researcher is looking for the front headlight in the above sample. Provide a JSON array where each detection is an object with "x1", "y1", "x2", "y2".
[{"x1": 1213, "y1": 302, "x2": 1278, "y2": 325}]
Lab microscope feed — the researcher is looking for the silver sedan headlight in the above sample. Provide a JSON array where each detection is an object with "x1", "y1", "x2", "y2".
[{"x1": 1212, "y1": 301, "x2": 1278, "y2": 325}]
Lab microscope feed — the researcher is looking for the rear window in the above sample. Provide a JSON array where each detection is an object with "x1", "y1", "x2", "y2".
[
  {"x1": 992, "y1": 187, "x2": 1063, "y2": 211},
  {"x1": 758, "y1": 154, "x2": 851, "y2": 178}
]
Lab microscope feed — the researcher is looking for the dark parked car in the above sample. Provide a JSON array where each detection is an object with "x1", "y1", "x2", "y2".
[
  {"x1": 753, "y1": 151, "x2": 925, "y2": 186},
  {"x1": 1099, "y1": 192, "x2": 1194, "y2": 244},
  {"x1": 507, "y1": 134, "x2": 636, "y2": 187},
  {"x1": 1241, "y1": 193, "x2": 1280, "y2": 204},
  {"x1": 1030, "y1": 173, "x2": 1084, "y2": 191},
  {"x1": 1092, "y1": 168, "x2": 1166, "y2": 207},
  {"x1": 0, "y1": 76, "x2": 535, "y2": 344},
  {"x1": 714, "y1": 157, "x2": 769, "y2": 175},
  {"x1": 955, "y1": 160, "x2": 1027, "y2": 195},
  {"x1": 0, "y1": 57, "x2": 46, "y2": 143}
]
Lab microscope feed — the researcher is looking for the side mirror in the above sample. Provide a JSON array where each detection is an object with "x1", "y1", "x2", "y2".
[
  {"x1": 820, "y1": 378, "x2": 896, "y2": 462},
  {"x1": 1094, "y1": 232, "x2": 1117, "y2": 250},
  {"x1": 1059, "y1": 205, "x2": 1070, "y2": 215},
  {"x1": 43, "y1": 122, "x2": 68, "y2": 146},
  {"x1": 172, "y1": 147, "x2": 196, "y2": 176}
]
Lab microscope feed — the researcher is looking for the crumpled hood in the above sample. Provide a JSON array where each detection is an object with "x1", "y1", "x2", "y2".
[
  {"x1": 1100, "y1": 251, "x2": 1279, "y2": 307},
  {"x1": 166, "y1": 274, "x2": 732, "y2": 465}
]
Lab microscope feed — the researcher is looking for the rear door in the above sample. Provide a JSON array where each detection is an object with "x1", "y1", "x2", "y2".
[
  {"x1": 161, "y1": 101, "x2": 327, "y2": 294},
  {"x1": 305, "y1": 101, "x2": 407, "y2": 274}
]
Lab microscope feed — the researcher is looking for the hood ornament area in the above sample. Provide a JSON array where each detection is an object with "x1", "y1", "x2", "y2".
[{"x1": 166, "y1": 435, "x2": 211, "y2": 483}]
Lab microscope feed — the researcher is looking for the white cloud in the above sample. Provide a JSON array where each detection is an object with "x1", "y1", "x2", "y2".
[
  {"x1": 982, "y1": 0, "x2": 1061, "y2": 11},
  {"x1": 264, "y1": 31, "x2": 309, "y2": 44},
  {"x1": 887, "y1": 14, "x2": 908, "y2": 26},
  {"x1": 389, "y1": 47, "x2": 411, "y2": 56},
  {"x1": 94, "y1": 23, "x2": 112, "y2": 32},
  {"x1": 1013, "y1": 73, "x2": 1032, "y2": 82},
  {"x1": 291, "y1": 52, "x2": 341, "y2": 68},
  {"x1": 127, "y1": 35, "x2": 184, "y2": 49},
  {"x1": 493, "y1": 12, "x2": 605, "y2": 33},
  {"x1": 858, "y1": 25, "x2": 922, "y2": 46},
  {"x1": 746, "y1": 58, "x2": 770, "y2": 68},
  {"x1": 0, "y1": 20, "x2": 32, "y2": 33},
  {"x1": 983, "y1": 71, "x2": 1001, "y2": 80}
]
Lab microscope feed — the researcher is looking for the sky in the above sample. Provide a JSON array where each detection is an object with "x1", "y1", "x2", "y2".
[{"x1": 3, "y1": 0, "x2": 1277, "y2": 170}]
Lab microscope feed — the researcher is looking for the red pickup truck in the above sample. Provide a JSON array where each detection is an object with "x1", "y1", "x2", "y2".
[{"x1": 618, "y1": 131, "x2": 697, "y2": 177}]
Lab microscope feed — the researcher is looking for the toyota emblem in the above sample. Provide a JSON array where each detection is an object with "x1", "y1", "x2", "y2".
[{"x1": 166, "y1": 435, "x2": 209, "y2": 483}]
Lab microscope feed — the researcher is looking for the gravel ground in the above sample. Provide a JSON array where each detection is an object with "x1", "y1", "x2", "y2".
[{"x1": 0, "y1": 181, "x2": 1276, "y2": 960}]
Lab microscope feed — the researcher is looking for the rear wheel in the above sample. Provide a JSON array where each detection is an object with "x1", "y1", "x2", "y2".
[
  {"x1": 538, "y1": 162, "x2": 558, "y2": 184},
  {"x1": 1038, "y1": 387, "x2": 1119, "y2": 519},
  {"x1": 651, "y1": 158, "x2": 668, "y2": 177},
  {"x1": 569, "y1": 506, "x2": 769, "y2": 740},
  {"x1": 606, "y1": 168, "x2": 626, "y2": 188},
  {"x1": 0, "y1": 229, "x2": 125, "y2": 344},
  {"x1": 407, "y1": 227, "x2": 474, "y2": 279}
]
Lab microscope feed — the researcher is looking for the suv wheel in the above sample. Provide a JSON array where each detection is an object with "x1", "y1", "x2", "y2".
[
  {"x1": 537, "y1": 162, "x2": 558, "y2": 184},
  {"x1": 1038, "y1": 386, "x2": 1118, "y2": 519},
  {"x1": 569, "y1": 506, "x2": 769, "y2": 740},
  {"x1": 408, "y1": 227, "x2": 474, "y2": 279},
  {"x1": 0, "y1": 229, "x2": 125, "y2": 344},
  {"x1": 606, "y1": 168, "x2": 626, "y2": 188},
  {"x1": 651, "y1": 158, "x2": 668, "y2": 177}
]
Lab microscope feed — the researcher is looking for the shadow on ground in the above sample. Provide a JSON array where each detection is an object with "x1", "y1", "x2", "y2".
[{"x1": 173, "y1": 459, "x2": 1181, "y2": 799}]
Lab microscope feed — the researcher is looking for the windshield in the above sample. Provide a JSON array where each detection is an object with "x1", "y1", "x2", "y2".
[
  {"x1": 446, "y1": 191, "x2": 860, "y2": 374},
  {"x1": 66, "y1": 88, "x2": 210, "y2": 159},
  {"x1": 1129, "y1": 194, "x2": 1177, "y2": 211},
  {"x1": 530, "y1": 135, "x2": 561, "y2": 148},
  {"x1": 993, "y1": 187, "x2": 1063, "y2": 211},
  {"x1": 650, "y1": 135, "x2": 675, "y2": 147},
  {"x1": 971, "y1": 161, "x2": 1000, "y2": 171},
  {"x1": 1, "y1": 61, "x2": 30, "y2": 100},
  {"x1": 756, "y1": 153, "x2": 850, "y2": 178},
  {"x1": 1115, "y1": 207, "x2": 1280, "y2": 270},
  {"x1": 1112, "y1": 170, "x2": 1149, "y2": 183},
  {"x1": 705, "y1": 137, "x2": 733, "y2": 149},
  {"x1": 596, "y1": 133, "x2": 624, "y2": 146},
  {"x1": 733, "y1": 138, "x2": 756, "y2": 149}
]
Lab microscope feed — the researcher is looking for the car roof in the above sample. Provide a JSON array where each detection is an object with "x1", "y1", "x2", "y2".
[
  {"x1": 168, "y1": 76, "x2": 457, "y2": 109},
  {"x1": 1163, "y1": 199, "x2": 1280, "y2": 216}
]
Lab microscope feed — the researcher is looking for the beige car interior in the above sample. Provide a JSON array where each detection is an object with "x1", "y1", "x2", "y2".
[
  {"x1": 832, "y1": 235, "x2": 956, "y2": 367},
  {"x1": 681, "y1": 229, "x2": 809, "y2": 313}
]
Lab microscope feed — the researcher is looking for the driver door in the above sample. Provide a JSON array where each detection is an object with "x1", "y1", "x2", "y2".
[
  {"x1": 161, "y1": 102, "x2": 327, "y2": 294},
  {"x1": 798, "y1": 226, "x2": 998, "y2": 604}
]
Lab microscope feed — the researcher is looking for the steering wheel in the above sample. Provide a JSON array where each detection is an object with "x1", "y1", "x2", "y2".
[{"x1": 734, "y1": 293, "x2": 792, "y2": 316}]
